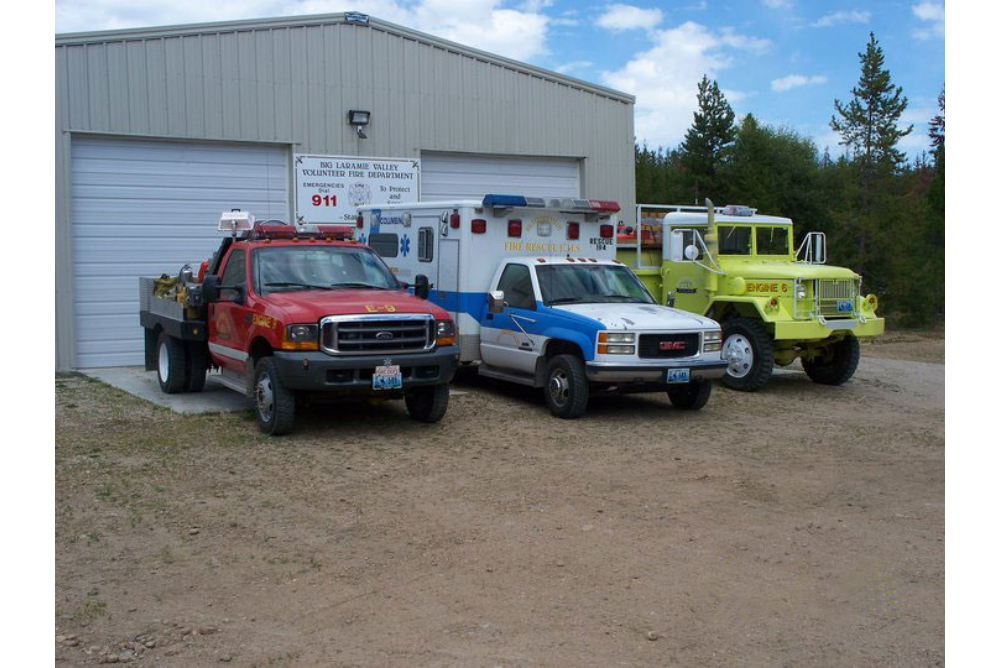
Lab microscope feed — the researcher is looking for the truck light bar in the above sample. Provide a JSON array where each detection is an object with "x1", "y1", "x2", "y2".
[
  {"x1": 481, "y1": 194, "x2": 621, "y2": 214},
  {"x1": 248, "y1": 221, "x2": 353, "y2": 241}
]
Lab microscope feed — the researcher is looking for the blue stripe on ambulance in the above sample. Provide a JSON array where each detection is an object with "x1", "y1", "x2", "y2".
[{"x1": 428, "y1": 289, "x2": 606, "y2": 362}]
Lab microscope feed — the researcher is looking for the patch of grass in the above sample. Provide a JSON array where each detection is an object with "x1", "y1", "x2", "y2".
[
  {"x1": 159, "y1": 545, "x2": 175, "y2": 564},
  {"x1": 309, "y1": 556, "x2": 322, "y2": 571},
  {"x1": 73, "y1": 599, "x2": 107, "y2": 622},
  {"x1": 87, "y1": 531, "x2": 101, "y2": 545}
]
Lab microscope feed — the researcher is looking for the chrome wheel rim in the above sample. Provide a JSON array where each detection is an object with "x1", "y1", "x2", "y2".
[
  {"x1": 158, "y1": 342, "x2": 169, "y2": 382},
  {"x1": 256, "y1": 372, "x2": 275, "y2": 422},
  {"x1": 548, "y1": 369, "x2": 570, "y2": 407},
  {"x1": 723, "y1": 334, "x2": 754, "y2": 378}
]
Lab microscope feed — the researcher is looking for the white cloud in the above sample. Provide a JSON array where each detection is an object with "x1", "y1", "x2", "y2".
[
  {"x1": 554, "y1": 60, "x2": 594, "y2": 74},
  {"x1": 596, "y1": 4, "x2": 664, "y2": 32},
  {"x1": 602, "y1": 21, "x2": 770, "y2": 148},
  {"x1": 55, "y1": 0, "x2": 552, "y2": 61},
  {"x1": 771, "y1": 73, "x2": 827, "y2": 92},
  {"x1": 811, "y1": 10, "x2": 870, "y2": 28},
  {"x1": 912, "y1": 2, "x2": 944, "y2": 39},
  {"x1": 762, "y1": 0, "x2": 792, "y2": 8}
]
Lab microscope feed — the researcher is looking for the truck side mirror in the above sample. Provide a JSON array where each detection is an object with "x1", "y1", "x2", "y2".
[
  {"x1": 218, "y1": 284, "x2": 245, "y2": 305},
  {"x1": 488, "y1": 290, "x2": 506, "y2": 314},
  {"x1": 414, "y1": 274, "x2": 430, "y2": 300},
  {"x1": 684, "y1": 245, "x2": 699, "y2": 261},
  {"x1": 669, "y1": 230, "x2": 685, "y2": 261},
  {"x1": 202, "y1": 275, "x2": 220, "y2": 303}
]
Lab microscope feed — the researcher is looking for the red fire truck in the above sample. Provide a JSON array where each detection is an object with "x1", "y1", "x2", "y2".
[{"x1": 139, "y1": 212, "x2": 458, "y2": 435}]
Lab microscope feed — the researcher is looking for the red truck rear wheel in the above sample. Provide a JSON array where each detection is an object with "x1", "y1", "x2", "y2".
[{"x1": 156, "y1": 331, "x2": 188, "y2": 394}]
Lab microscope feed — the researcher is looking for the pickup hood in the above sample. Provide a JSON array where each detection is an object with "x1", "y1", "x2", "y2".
[
  {"x1": 262, "y1": 289, "x2": 448, "y2": 323},
  {"x1": 552, "y1": 303, "x2": 718, "y2": 331},
  {"x1": 724, "y1": 261, "x2": 859, "y2": 281}
]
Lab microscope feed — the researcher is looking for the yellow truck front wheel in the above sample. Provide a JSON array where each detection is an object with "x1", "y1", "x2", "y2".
[{"x1": 721, "y1": 317, "x2": 775, "y2": 392}]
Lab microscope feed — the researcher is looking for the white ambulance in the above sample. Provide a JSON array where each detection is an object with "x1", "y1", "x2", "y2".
[{"x1": 355, "y1": 194, "x2": 727, "y2": 418}]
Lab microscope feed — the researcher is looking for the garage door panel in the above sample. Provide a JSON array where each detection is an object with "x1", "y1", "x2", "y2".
[
  {"x1": 72, "y1": 136, "x2": 289, "y2": 368},
  {"x1": 421, "y1": 152, "x2": 580, "y2": 201}
]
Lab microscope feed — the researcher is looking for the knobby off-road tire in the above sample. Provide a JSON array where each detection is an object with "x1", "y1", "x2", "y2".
[
  {"x1": 803, "y1": 333, "x2": 861, "y2": 386},
  {"x1": 156, "y1": 331, "x2": 188, "y2": 394},
  {"x1": 544, "y1": 354, "x2": 589, "y2": 419},
  {"x1": 405, "y1": 384, "x2": 450, "y2": 423},
  {"x1": 184, "y1": 343, "x2": 209, "y2": 393},
  {"x1": 253, "y1": 357, "x2": 296, "y2": 436},
  {"x1": 721, "y1": 317, "x2": 775, "y2": 392},
  {"x1": 666, "y1": 378, "x2": 713, "y2": 410}
]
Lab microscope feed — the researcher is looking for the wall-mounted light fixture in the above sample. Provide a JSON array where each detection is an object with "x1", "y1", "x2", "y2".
[{"x1": 348, "y1": 110, "x2": 370, "y2": 139}]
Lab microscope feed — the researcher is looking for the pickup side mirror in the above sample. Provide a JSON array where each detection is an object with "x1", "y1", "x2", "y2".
[
  {"x1": 202, "y1": 275, "x2": 220, "y2": 303},
  {"x1": 414, "y1": 274, "x2": 430, "y2": 300},
  {"x1": 488, "y1": 290, "x2": 506, "y2": 314}
]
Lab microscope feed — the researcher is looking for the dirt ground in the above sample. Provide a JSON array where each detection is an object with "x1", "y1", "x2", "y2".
[{"x1": 55, "y1": 330, "x2": 945, "y2": 667}]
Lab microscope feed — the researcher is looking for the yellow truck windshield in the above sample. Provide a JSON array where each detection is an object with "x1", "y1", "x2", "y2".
[
  {"x1": 755, "y1": 226, "x2": 789, "y2": 256},
  {"x1": 718, "y1": 225, "x2": 751, "y2": 255}
]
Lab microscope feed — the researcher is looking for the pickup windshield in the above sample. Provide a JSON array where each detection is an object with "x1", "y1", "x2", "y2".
[
  {"x1": 536, "y1": 264, "x2": 655, "y2": 306},
  {"x1": 253, "y1": 246, "x2": 400, "y2": 294}
]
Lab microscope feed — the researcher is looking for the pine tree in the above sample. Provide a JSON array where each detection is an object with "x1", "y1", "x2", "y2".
[
  {"x1": 829, "y1": 32, "x2": 912, "y2": 277},
  {"x1": 831, "y1": 32, "x2": 913, "y2": 172},
  {"x1": 929, "y1": 85, "x2": 945, "y2": 156},
  {"x1": 680, "y1": 76, "x2": 736, "y2": 203}
]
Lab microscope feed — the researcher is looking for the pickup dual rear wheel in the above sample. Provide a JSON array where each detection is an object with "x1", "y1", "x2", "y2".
[
  {"x1": 721, "y1": 318, "x2": 774, "y2": 392},
  {"x1": 666, "y1": 379, "x2": 713, "y2": 410},
  {"x1": 405, "y1": 384, "x2": 450, "y2": 423},
  {"x1": 156, "y1": 331, "x2": 188, "y2": 394},
  {"x1": 803, "y1": 333, "x2": 861, "y2": 385},
  {"x1": 544, "y1": 354, "x2": 589, "y2": 419},
  {"x1": 254, "y1": 357, "x2": 296, "y2": 436}
]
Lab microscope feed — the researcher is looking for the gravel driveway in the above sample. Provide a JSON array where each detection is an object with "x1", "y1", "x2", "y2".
[{"x1": 55, "y1": 332, "x2": 944, "y2": 667}]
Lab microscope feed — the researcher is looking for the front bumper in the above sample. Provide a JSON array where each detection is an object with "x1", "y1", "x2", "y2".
[
  {"x1": 585, "y1": 357, "x2": 728, "y2": 383},
  {"x1": 773, "y1": 316, "x2": 885, "y2": 340},
  {"x1": 272, "y1": 345, "x2": 459, "y2": 393}
]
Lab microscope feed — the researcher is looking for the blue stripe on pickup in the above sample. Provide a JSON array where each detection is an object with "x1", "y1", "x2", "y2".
[{"x1": 428, "y1": 289, "x2": 604, "y2": 361}]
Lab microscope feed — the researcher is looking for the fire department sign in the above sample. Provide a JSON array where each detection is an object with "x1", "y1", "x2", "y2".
[{"x1": 294, "y1": 155, "x2": 420, "y2": 225}]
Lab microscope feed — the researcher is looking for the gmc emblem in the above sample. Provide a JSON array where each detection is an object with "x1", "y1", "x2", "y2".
[{"x1": 659, "y1": 341, "x2": 686, "y2": 351}]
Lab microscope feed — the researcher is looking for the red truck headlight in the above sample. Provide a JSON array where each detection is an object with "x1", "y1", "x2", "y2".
[
  {"x1": 435, "y1": 320, "x2": 456, "y2": 347},
  {"x1": 282, "y1": 324, "x2": 319, "y2": 351}
]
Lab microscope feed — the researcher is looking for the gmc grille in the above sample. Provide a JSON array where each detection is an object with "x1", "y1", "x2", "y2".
[
  {"x1": 638, "y1": 333, "x2": 700, "y2": 359},
  {"x1": 321, "y1": 315, "x2": 434, "y2": 355}
]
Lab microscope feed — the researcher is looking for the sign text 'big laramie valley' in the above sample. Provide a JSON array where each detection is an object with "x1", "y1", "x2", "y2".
[{"x1": 300, "y1": 160, "x2": 416, "y2": 181}]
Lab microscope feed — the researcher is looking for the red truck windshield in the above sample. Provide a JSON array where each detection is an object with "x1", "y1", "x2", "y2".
[{"x1": 252, "y1": 246, "x2": 400, "y2": 294}]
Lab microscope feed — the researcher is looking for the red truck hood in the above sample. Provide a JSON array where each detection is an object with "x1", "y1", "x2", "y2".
[{"x1": 262, "y1": 289, "x2": 450, "y2": 323}]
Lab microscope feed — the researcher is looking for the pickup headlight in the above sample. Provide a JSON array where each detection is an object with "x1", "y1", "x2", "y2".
[
  {"x1": 283, "y1": 323, "x2": 319, "y2": 351},
  {"x1": 435, "y1": 319, "x2": 456, "y2": 346},
  {"x1": 703, "y1": 330, "x2": 722, "y2": 352},
  {"x1": 597, "y1": 331, "x2": 635, "y2": 355}
]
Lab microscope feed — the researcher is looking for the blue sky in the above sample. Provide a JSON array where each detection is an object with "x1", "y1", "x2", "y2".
[{"x1": 55, "y1": 1, "x2": 945, "y2": 158}]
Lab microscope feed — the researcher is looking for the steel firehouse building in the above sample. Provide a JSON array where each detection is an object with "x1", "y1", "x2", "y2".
[{"x1": 55, "y1": 13, "x2": 636, "y2": 369}]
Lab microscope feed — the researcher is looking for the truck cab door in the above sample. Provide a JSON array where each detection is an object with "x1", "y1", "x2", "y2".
[
  {"x1": 207, "y1": 247, "x2": 250, "y2": 372},
  {"x1": 480, "y1": 262, "x2": 542, "y2": 375},
  {"x1": 665, "y1": 227, "x2": 711, "y2": 315}
]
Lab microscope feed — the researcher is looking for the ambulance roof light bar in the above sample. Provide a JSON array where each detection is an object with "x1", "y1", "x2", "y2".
[{"x1": 481, "y1": 194, "x2": 620, "y2": 217}]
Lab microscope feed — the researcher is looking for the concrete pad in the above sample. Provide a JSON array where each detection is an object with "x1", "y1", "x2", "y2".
[
  {"x1": 82, "y1": 366, "x2": 467, "y2": 414},
  {"x1": 82, "y1": 366, "x2": 253, "y2": 415}
]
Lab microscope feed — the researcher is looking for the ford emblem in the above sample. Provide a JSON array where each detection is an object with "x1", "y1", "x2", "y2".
[{"x1": 375, "y1": 331, "x2": 394, "y2": 341}]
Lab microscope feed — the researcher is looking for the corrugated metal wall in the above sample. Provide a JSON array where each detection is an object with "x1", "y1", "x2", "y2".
[{"x1": 55, "y1": 15, "x2": 636, "y2": 369}]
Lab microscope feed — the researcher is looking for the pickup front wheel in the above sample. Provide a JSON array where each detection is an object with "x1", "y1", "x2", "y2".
[
  {"x1": 156, "y1": 331, "x2": 188, "y2": 394},
  {"x1": 253, "y1": 357, "x2": 296, "y2": 436},
  {"x1": 405, "y1": 384, "x2": 450, "y2": 423},
  {"x1": 544, "y1": 354, "x2": 589, "y2": 419},
  {"x1": 666, "y1": 378, "x2": 713, "y2": 410}
]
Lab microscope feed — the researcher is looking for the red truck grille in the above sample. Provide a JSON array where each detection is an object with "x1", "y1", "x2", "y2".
[{"x1": 320, "y1": 315, "x2": 434, "y2": 355}]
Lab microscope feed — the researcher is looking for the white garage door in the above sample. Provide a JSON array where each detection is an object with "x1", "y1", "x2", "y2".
[
  {"x1": 421, "y1": 152, "x2": 580, "y2": 201},
  {"x1": 71, "y1": 137, "x2": 289, "y2": 368}
]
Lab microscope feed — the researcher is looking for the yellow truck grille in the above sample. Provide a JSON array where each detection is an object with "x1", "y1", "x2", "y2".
[{"x1": 816, "y1": 279, "x2": 857, "y2": 317}]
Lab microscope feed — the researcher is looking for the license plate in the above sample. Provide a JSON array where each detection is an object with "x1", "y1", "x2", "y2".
[
  {"x1": 665, "y1": 368, "x2": 690, "y2": 384},
  {"x1": 837, "y1": 299, "x2": 853, "y2": 313},
  {"x1": 372, "y1": 365, "x2": 402, "y2": 390}
]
